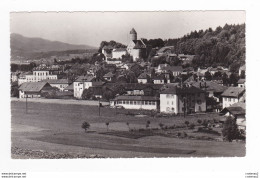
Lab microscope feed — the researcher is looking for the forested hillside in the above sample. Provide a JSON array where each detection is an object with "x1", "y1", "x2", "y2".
[{"x1": 165, "y1": 24, "x2": 245, "y2": 72}]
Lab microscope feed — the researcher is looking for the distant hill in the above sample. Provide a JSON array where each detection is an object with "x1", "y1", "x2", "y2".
[{"x1": 11, "y1": 33, "x2": 97, "y2": 60}]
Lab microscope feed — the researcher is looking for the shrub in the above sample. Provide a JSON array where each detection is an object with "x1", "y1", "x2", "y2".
[
  {"x1": 184, "y1": 121, "x2": 190, "y2": 127},
  {"x1": 222, "y1": 117, "x2": 240, "y2": 142},
  {"x1": 189, "y1": 123, "x2": 195, "y2": 130},
  {"x1": 197, "y1": 119, "x2": 202, "y2": 125},
  {"x1": 81, "y1": 121, "x2": 90, "y2": 132},
  {"x1": 159, "y1": 123, "x2": 164, "y2": 129}
]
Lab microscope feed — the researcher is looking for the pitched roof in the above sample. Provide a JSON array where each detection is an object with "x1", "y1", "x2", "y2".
[
  {"x1": 132, "y1": 40, "x2": 146, "y2": 49},
  {"x1": 103, "y1": 72, "x2": 115, "y2": 78},
  {"x1": 237, "y1": 79, "x2": 245, "y2": 84},
  {"x1": 42, "y1": 79, "x2": 70, "y2": 84},
  {"x1": 64, "y1": 84, "x2": 74, "y2": 90},
  {"x1": 166, "y1": 66, "x2": 183, "y2": 72},
  {"x1": 113, "y1": 48, "x2": 127, "y2": 52},
  {"x1": 221, "y1": 102, "x2": 246, "y2": 116},
  {"x1": 138, "y1": 72, "x2": 148, "y2": 79},
  {"x1": 160, "y1": 84, "x2": 206, "y2": 94},
  {"x1": 75, "y1": 75, "x2": 95, "y2": 82},
  {"x1": 239, "y1": 65, "x2": 246, "y2": 71},
  {"x1": 221, "y1": 87, "x2": 245, "y2": 98},
  {"x1": 105, "y1": 83, "x2": 163, "y2": 91},
  {"x1": 114, "y1": 95, "x2": 159, "y2": 101},
  {"x1": 189, "y1": 81, "x2": 227, "y2": 93},
  {"x1": 19, "y1": 82, "x2": 51, "y2": 92}
]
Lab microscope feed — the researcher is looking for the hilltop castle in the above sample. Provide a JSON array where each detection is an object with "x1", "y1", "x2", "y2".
[{"x1": 102, "y1": 28, "x2": 150, "y2": 62}]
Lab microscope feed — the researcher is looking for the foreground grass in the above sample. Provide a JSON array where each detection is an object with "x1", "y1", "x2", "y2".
[{"x1": 11, "y1": 100, "x2": 245, "y2": 158}]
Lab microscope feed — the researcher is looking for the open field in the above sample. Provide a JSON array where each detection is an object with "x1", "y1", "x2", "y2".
[{"x1": 11, "y1": 100, "x2": 245, "y2": 158}]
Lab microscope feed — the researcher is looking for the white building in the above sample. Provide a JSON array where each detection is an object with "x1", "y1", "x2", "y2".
[
  {"x1": 160, "y1": 84, "x2": 206, "y2": 114},
  {"x1": 18, "y1": 70, "x2": 57, "y2": 85},
  {"x1": 112, "y1": 48, "x2": 127, "y2": 59},
  {"x1": 73, "y1": 76, "x2": 96, "y2": 99},
  {"x1": 111, "y1": 95, "x2": 159, "y2": 110},
  {"x1": 221, "y1": 87, "x2": 245, "y2": 109},
  {"x1": 237, "y1": 79, "x2": 245, "y2": 88},
  {"x1": 18, "y1": 82, "x2": 53, "y2": 98},
  {"x1": 42, "y1": 79, "x2": 70, "y2": 91},
  {"x1": 127, "y1": 28, "x2": 147, "y2": 61}
]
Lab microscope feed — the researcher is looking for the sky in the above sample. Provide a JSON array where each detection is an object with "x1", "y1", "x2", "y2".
[{"x1": 10, "y1": 11, "x2": 245, "y2": 47}]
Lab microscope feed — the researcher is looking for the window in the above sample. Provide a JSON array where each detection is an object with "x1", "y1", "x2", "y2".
[
  {"x1": 172, "y1": 101, "x2": 174, "y2": 105},
  {"x1": 228, "y1": 98, "x2": 231, "y2": 102},
  {"x1": 130, "y1": 101, "x2": 133, "y2": 105},
  {"x1": 224, "y1": 98, "x2": 227, "y2": 101},
  {"x1": 233, "y1": 98, "x2": 236, "y2": 102},
  {"x1": 167, "y1": 101, "x2": 169, "y2": 105},
  {"x1": 145, "y1": 101, "x2": 149, "y2": 105},
  {"x1": 197, "y1": 100, "x2": 202, "y2": 104}
]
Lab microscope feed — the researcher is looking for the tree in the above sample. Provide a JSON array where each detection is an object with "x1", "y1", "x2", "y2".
[
  {"x1": 222, "y1": 116, "x2": 240, "y2": 142},
  {"x1": 204, "y1": 71, "x2": 212, "y2": 81},
  {"x1": 184, "y1": 121, "x2": 190, "y2": 127},
  {"x1": 105, "y1": 122, "x2": 109, "y2": 131},
  {"x1": 159, "y1": 123, "x2": 164, "y2": 130},
  {"x1": 82, "y1": 89, "x2": 93, "y2": 100},
  {"x1": 81, "y1": 121, "x2": 90, "y2": 133},
  {"x1": 197, "y1": 119, "x2": 202, "y2": 125},
  {"x1": 126, "y1": 122, "x2": 130, "y2": 131},
  {"x1": 146, "y1": 120, "x2": 151, "y2": 129}
]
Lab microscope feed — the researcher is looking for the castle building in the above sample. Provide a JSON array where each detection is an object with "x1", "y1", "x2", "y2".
[{"x1": 127, "y1": 28, "x2": 148, "y2": 61}]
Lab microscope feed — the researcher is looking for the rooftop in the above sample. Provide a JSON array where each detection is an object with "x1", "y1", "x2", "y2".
[
  {"x1": 160, "y1": 84, "x2": 206, "y2": 95},
  {"x1": 114, "y1": 95, "x2": 159, "y2": 101},
  {"x1": 221, "y1": 87, "x2": 245, "y2": 98},
  {"x1": 19, "y1": 82, "x2": 51, "y2": 92}
]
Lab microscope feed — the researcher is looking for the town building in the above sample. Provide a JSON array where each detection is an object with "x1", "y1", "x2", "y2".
[
  {"x1": 103, "y1": 72, "x2": 116, "y2": 82},
  {"x1": 237, "y1": 79, "x2": 245, "y2": 88},
  {"x1": 239, "y1": 64, "x2": 245, "y2": 76},
  {"x1": 73, "y1": 75, "x2": 101, "y2": 99},
  {"x1": 42, "y1": 79, "x2": 70, "y2": 91},
  {"x1": 18, "y1": 69, "x2": 58, "y2": 85},
  {"x1": 112, "y1": 48, "x2": 127, "y2": 59},
  {"x1": 110, "y1": 95, "x2": 159, "y2": 110},
  {"x1": 220, "y1": 102, "x2": 246, "y2": 131},
  {"x1": 137, "y1": 72, "x2": 149, "y2": 84},
  {"x1": 160, "y1": 84, "x2": 207, "y2": 114},
  {"x1": 221, "y1": 87, "x2": 245, "y2": 109},
  {"x1": 127, "y1": 28, "x2": 148, "y2": 61},
  {"x1": 18, "y1": 82, "x2": 53, "y2": 98}
]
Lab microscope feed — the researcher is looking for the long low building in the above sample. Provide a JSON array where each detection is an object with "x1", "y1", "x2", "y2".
[
  {"x1": 18, "y1": 82, "x2": 53, "y2": 98},
  {"x1": 110, "y1": 95, "x2": 159, "y2": 110}
]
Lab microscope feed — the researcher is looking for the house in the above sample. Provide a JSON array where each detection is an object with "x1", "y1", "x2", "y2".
[
  {"x1": 137, "y1": 72, "x2": 149, "y2": 84},
  {"x1": 103, "y1": 72, "x2": 115, "y2": 82},
  {"x1": 11, "y1": 72, "x2": 20, "y2": 82},
  {"x1": 152, "y1": 74, "x2": 165, "y2": 84},
  {"x1": 110, "y1": 95, "x2": 159, "y2": 110},
  {"x1": 102, "y1": 45, "x2": 113, "y2": 60},
  {"x1": 42, "y1": 79, "x2": 70, "y2": 91},
  {"x1": 239, "y1": 64, "x2": 245, "y2": 76},
  {"x1": 157, "y1": 46, "x2": 174, "y2": 56},
  {"x1": 160, "y1": 84, "x2": 206, "y2": 114},
  {"x1": 167, "y1": 66, "x2": 183, "y2": 77},
  {"x1": 18, "y1": 82, "x2": 53, "y2": 98},
  {"x1": 187, "y1": 81, "x2": 227, "y2": 102},
  {"x1": 85, "y1": 82, "x2": 106, "y2": 99},
  {"x1": 220, "y1": 102, "x2": 246, "y2": 131},
  {"x1": 237, "y1": 79, "x2": 245, "y2": 88},
  {"x1": 156, "y1": 64, "x2": 170, "y2": 73},
  {"x1": 64, "y1": 84, "x2": 74, "y2": 92},
  {"x1": 112, "y1": 48, "x2": 127, "y2": 59},
  {"x1": 73, "y1": 75, "x2": 101, "y2": 99},
  {"x1": 221, "y1": 87, "x2": 245, "y2": 109},
  {"x1": 18, "y1": 69, "x2": 58, "y2": 84}
]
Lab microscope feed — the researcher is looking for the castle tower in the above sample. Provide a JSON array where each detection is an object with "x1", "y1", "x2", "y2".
[{"x1": 130, "y1": 28, "x2": 137, "y2": 41}]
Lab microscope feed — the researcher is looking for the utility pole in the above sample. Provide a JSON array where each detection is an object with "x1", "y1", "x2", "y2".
[
  {"x1": 98, "y1": 99, "x2": 101, "y2": 116},
  {"x1": 25, "y1": 94, "x2": 28, "y2": 114}
]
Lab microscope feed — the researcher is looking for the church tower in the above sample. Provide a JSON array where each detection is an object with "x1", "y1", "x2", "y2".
[{"x1": 130, "y1": 28, "x2": 137, "y2": 41}]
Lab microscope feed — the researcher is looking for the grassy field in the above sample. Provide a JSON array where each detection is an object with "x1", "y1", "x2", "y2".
[{"x1": 11, "y1": 100, "x2": 245, "y2": 158}]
